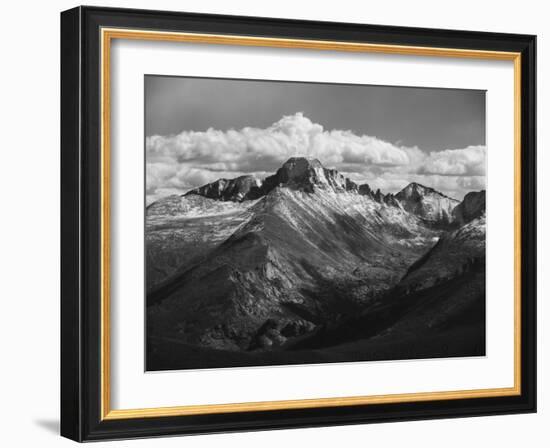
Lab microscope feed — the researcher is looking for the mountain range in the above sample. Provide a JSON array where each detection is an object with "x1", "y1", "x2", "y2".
[{"x1": 146, "y1": 157, "x2": 486, "y2": 370}]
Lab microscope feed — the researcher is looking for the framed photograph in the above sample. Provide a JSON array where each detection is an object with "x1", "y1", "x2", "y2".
[{"x1": 60, "y1": 6, "x2": 536, "y2": 442}]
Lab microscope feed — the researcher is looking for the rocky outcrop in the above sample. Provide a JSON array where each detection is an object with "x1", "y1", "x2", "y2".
[{"x1": 358, "y1": 183, "x2": 373, "y2": 197}]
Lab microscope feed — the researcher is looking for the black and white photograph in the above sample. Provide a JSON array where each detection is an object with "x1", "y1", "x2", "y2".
[{"x1": 145, "y1": 76, "x2": 487, "y2": 371}]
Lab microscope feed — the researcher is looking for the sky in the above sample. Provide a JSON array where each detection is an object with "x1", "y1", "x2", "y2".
[{"x1": 145, "y1": 75, "x2": 486, "y2": 204}]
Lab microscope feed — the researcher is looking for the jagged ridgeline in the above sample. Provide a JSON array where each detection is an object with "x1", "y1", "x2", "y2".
[{"x1": 146, "y1": 157, "x2": 486, "y2": 370}]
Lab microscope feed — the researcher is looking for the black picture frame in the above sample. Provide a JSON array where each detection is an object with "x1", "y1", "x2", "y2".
[{"x1": 61, "y1": 5, "x2": 536, "y2": 442}]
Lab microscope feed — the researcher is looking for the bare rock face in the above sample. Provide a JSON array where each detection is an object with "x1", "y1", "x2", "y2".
[
  {"x1": 382, "y1": 193, "x2": 401, "y2": 208},
  {"x1": 452, "y1": 190, "x2": 486, "y2": 225},
  {"x1": 395, "y1": 182, "x2": 460, "y2": 225},
  {"x1": 186, "y1": 175, "x2": 263, "y2": 202},
  {"x1": 260, "y1": 157, "x2": 359, "y2": 194},
  {"x1": 358, "y1": 183, "x2": 373, "y2": 197},
  {"x1": 274, "y1": 157, "x2": 324, "y2": 184}
]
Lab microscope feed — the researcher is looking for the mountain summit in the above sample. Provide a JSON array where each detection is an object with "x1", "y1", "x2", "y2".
[
  {"x1": 186, "y1": 157, "x2": 361, "y2": 201},
  {"x1": 186, "y1": 159, "x2": 461, "y2": 221},
  {"x1": 395, "y1": 182, "x2": 459, "y2": 225},
  {"x1": 261, "y1": 157, "x2": 359, "y2": 194}
]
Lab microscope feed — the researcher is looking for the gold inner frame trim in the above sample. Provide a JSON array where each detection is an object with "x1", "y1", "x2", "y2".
[{"x1": 100, "y1": 27, "x2": 522, "y2": 421}]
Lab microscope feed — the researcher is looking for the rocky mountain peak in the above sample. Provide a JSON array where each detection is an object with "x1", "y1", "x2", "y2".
[
  {"x1": 274, "y1": 157, "x2": 324, "y2": 186},
  {"x1": 280, "y1": 157, "x2": 323, "y2": 176},
  {"x1": 398, "y1": 182, "x2": 440, "y2": 199},
  {"x1": 395, "y1": 182, "x2": 459, "y2": 225},
  {"x1": 358, "y1": 183, "x2": 372, "y2": 196},
  {"x1": 185, "y1": 174, "x2": 262, "y2": 202},
  {"x1": 182, "y1": 160, "x2": 459, "y2": 226},
  {"x1": 261, "y1": 157, "x2": 357, "y2": 194}
]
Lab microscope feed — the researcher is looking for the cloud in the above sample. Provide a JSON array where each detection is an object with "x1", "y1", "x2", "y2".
[
  {"x1": 418, "y1": 145, "x2": 486, "y2": 176},
  {"x1": 146, "y1": 113, "x2": 485, "y2": 202}
]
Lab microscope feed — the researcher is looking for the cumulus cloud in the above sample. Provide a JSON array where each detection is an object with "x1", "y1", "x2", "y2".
[
  {"x1": 418, "y1": 145, "x2": 486, "y2": 176},
  {"x1": 146, "y1": 113, "x2": 485, "y2": 203}
]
